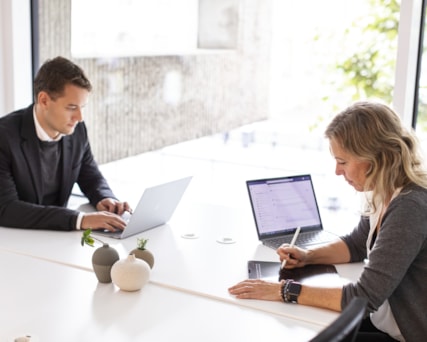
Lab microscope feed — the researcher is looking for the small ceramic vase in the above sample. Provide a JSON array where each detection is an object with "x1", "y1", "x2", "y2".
[
  {"x1": 129, "y1": 247, "x2": 155, "y2": 269},
  {"x1": 92, "y1": 243, "x2": 120, "y2": 283},
  {"x1": 111, "y1": 254, "x2": 151, "y2": 291}
]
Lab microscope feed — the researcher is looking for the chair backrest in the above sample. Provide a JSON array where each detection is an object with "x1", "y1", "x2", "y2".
[{"x1": 309, "y1": 297, "x2": 368, "y2": 342}]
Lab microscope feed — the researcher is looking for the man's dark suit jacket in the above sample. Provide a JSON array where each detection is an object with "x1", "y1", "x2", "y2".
[{"x1": 0, "y1": 105, "x2": 116, "y2": 230}]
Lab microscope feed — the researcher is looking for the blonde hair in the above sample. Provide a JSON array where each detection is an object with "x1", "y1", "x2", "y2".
[{"x1": 325, "y1": 101, "x2": 427, "y2": 212}]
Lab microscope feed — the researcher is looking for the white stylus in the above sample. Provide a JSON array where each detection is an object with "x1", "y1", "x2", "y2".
[{"x1": 281, "y1": 226, "x2": 301, "y2": 269}]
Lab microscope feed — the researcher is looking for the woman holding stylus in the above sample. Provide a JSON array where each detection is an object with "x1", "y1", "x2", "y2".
[{"x1": 229, "y1": 101, "x2": 427, "y2": 342}]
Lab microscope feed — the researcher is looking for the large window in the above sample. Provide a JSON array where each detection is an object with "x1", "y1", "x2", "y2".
[
  {"x1": 31, "y1": 0, "x2": 402, "y2": 163},
  {"x1": 269, "y1": 0, "x2": 400, "y2": 140},
  {"x1": 33, "y1": 0, "x2": 270, "y2": 164},
  {"x1": 1, "y1": 0, "x2": 416, "y2": 211}
]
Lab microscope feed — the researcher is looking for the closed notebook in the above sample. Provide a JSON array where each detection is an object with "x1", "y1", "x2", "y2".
[{"x1": 247, "y1": 260, "x2": 341, "y2": 286}]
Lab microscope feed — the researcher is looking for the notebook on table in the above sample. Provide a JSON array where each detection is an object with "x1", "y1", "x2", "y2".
[
  {"x1": 93, "y1": 176, "x2": 192, "y2": 239},
  {"x1": 247, "y1": 260, "x2": 340, "y2": 285},
  {"x1": 246, "y1": 174, "x2": 337, "y2": 250}
]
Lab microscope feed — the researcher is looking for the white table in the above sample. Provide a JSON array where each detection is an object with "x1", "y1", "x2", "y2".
[
  {"x1": 0, "y1": 250, "x2": 322, "y2": 342},
  {"x1": 0, "y1": 201, "x2": 364, "y2": 328}
]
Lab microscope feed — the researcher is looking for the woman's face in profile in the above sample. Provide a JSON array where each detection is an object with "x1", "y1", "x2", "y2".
[{"x1": 329, "y1": 139, "x2": 372, "y2": 192}]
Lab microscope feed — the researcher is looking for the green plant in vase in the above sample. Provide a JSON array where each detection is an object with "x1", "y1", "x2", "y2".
[
  {"x1": 81, "y1": 228, "x2": 105, "y2": 247},
  {"x1": 81, "y1": 229, "x2": 119, "y2": 283},
  {"x1": 130, "y1": 237, "x2": 155, "y2": 269}
]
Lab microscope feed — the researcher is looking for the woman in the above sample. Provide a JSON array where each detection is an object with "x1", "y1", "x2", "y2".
[{"x1": 228, "y1": 102, "x2": 427, "y2": 342}]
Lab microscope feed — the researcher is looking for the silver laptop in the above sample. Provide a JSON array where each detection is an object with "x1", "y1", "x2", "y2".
[
  {"x1": 246, "y1": 174, "x2": 337, "y2": 249},
  {"x1": 94, "y1": 176, "x2": 192, "y2": 239}
]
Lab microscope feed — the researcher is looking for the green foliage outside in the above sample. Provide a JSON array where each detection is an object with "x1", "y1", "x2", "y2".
[
  {"x1": 336, "y1": 0, "x2": 399, "y2": 103},
  {"x1": 330, "y1": 0, "x2": 427, "y2": 131}
]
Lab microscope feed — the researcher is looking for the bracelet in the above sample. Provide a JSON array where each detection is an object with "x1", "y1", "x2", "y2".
[
  {"x1": 280, "y1": 279, "x2": 292, "y2": 303},
  {"x1": 280, "y1": 280, "x2": 286, "y2": 302}
]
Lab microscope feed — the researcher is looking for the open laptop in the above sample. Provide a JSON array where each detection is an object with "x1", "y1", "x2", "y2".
[
  {"x1": 93, "y1": 176, "x2": 192, "y2": 239},
  {"x1": 246, "y1": 174, "x2": 337, "y2": 249}
]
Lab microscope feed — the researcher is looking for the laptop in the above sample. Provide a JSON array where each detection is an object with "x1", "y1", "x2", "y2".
[
  {"x1": 93, "y1": 176, "x2": 192, "y2": 239},
  {"x1": 246, "y1": 174, "x2": 337, "y2": 249}
]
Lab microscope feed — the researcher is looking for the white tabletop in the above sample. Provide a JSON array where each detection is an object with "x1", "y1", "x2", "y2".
[
  {"x1": 0, "y1": 201, "x2": 364, "y2": 328},
  {"x1": 0, "y1": 250, "x2": 322, "y2": 342},
  {"x1": 0, "y1": 131, "x2": 367, "y2": 341}
]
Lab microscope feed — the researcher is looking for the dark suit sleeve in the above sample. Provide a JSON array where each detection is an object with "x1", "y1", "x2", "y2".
[
  {"x1": 0, "y1": 107, "x2": 119, "y2": 230},
  {"x1": 0, "y1": 122, "x2": 80, "y2": 230}
]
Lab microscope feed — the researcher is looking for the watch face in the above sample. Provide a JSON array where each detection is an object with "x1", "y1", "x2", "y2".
[
  {"x1": 288, "y1": 282, "x2": 302, "y2": 303},
  {"x1": 289, "y1": 282, "x2": 302, "y2": 295}
]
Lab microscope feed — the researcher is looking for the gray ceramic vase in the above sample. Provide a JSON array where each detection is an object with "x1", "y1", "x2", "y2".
[
  {"x1": 129, "y1": 248, "x2": 155, "y2": 269},
  {"x1": 92, "y1": 243, "x2": 120, "y2": 283}
]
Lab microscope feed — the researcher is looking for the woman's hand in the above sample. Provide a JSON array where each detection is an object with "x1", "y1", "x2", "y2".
[
  {"x1": 277, "y1": 244, "x2": 309, "y2": 269},
  {"x1": 228, "y1": 279, "x2": 282, "y2": 301}
]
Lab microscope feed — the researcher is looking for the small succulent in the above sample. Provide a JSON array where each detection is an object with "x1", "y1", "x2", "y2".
[
  {"x1": 81, "y1": 229, "x2": 105, "y2": 247},
  {"x1": 136, "y1": 238, "x2": 149, "y2": 250},
  {"x1": 131, "y1": 237, "x2": 154, "y2": 269}
]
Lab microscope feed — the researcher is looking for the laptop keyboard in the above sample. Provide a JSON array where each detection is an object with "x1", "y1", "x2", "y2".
[{"x1": 265, "y1": 230, "x2": 337, "y2": 249}]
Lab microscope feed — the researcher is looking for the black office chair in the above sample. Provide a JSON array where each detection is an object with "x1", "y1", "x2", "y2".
[{"x1": 309, "y1": 297, "x2": 368, "y2": 342}]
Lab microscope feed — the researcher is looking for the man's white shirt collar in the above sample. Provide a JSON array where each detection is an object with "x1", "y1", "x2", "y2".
[{"x1": 33, "y1": 106, "x2": 64, "y2": 142}]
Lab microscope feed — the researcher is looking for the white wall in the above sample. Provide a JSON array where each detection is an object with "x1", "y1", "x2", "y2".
[{"x1": 0, "y1": 0, "x2": 32, "y2": 116}]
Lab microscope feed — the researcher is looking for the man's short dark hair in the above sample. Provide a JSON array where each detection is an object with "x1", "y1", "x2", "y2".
[{"x1": 33, "y1": 56, "x2": 92, "y2": 101}]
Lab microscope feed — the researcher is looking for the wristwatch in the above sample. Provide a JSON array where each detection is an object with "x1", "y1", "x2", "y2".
[
  {"x1": 281, "y1": 279, "x2": 302, "y2": 303},
  {"x1": 287, "y1": 280, "x2": 302, "y2": 303}
]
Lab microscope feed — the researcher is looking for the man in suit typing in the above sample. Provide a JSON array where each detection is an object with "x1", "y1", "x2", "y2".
[{"x1": 0, "y1": 56, "x2": 130, "y2": 231}]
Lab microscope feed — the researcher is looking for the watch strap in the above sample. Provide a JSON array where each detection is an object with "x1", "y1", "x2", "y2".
[{"x1": 281, "y1": 279, "x2": 302, "y2": 303}]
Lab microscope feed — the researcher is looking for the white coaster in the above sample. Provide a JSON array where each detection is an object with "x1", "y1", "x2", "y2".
[
  {"x1": 216, "y1": 236, "x2": 236, "y2": 244},
  {"x1": 181, "y1": 233, "x2": 199, "y2": 239}
]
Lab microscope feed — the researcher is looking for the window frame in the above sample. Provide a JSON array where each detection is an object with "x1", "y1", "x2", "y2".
[{"x1": 393, "y1": 0, "x2": 426, "y2": 128}]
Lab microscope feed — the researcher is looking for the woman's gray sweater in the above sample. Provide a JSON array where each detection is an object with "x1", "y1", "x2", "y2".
[{"x1": 341, "y1": 183, "x2": 427, "y2": 342}]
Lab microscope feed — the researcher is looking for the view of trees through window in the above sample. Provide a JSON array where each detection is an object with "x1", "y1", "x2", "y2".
[
  {"x1": 269, "y1": 0, "x2": 400, "y2": 144},
  {"x1": 67, "y1": 0, "x2": 404, "y2": 149},
  {"x1": 30, "y1": 0, "x2": 416, "y2": 211},
  {"x1": 222, "y1": 0, "x2": 403, "y2": 212}
]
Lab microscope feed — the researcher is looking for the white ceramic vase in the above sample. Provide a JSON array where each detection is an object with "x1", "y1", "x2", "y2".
[{"x1": 111, "y1": 254, "x2": 151, "y2": 291}]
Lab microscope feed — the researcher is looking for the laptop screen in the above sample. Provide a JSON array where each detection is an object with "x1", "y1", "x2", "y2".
[{"x1": 246, "y1": 174, "x2": 323, "y2": 239}]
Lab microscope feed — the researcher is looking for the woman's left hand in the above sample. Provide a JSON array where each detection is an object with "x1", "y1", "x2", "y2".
[{"x1": 228, "y1": 279, "x2": 282, "y2": 301}]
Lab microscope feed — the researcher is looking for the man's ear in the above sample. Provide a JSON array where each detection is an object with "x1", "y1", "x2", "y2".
[{"x1": 37, "y1": 91, "x2": 50, "y2": 107}]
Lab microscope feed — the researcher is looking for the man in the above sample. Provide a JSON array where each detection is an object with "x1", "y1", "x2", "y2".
[{"x1": 0, "y1": 56, "x2": 130, "y2": 231}]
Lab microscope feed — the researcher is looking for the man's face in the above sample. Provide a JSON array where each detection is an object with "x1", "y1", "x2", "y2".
[{"x1": 36, "y1": 84, "x2": 89, "y2": 138}]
